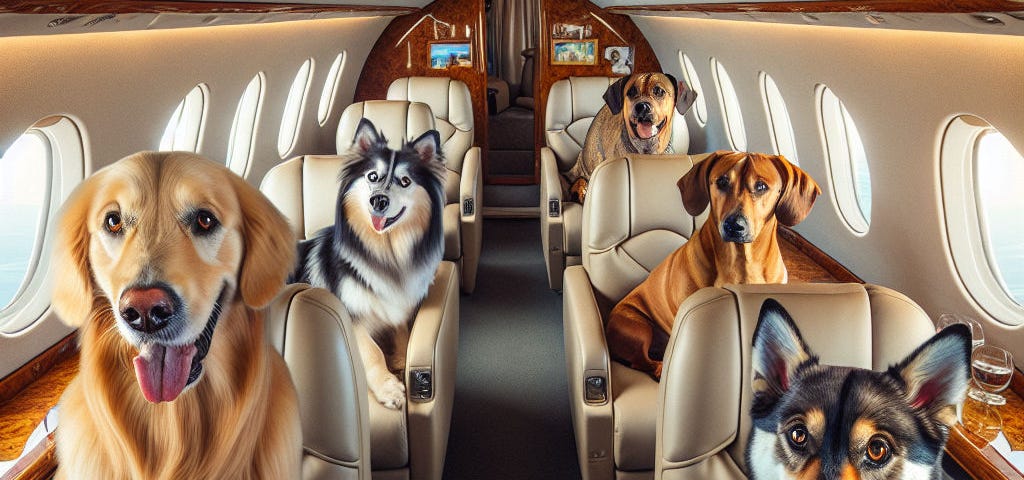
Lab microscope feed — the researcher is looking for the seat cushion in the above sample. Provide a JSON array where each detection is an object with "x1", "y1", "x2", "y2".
[
  {"x1": 370, "y1": 395, "x2": 409, "y2": 470},
  {"x1": 612, "y1": 362, "x2": 659, "y2": 472},
  {"x1": 443, "y1": 203, "x2": 461, "y2": 262}
]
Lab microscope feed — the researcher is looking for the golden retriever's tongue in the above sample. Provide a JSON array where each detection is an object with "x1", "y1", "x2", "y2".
[
  {"x1": 133, "y1": 343, "x2": 197, "y2": 403},
  {"x1": 636, "y1": 122, "x2": 658, "y2": 139},
  {"x1": 372, "y1": 215, "x2": 387, "y2": 232}
]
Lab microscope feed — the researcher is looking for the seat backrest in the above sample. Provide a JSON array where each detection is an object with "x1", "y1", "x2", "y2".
[
  {"x1": 544, "y1": 76, "x2": 690, "y2": 173},
  {"x1": 581, "y1": 153, "x2": 711, "y2": 310},
  {"x1": 656, "y1": 283, "x2": 937, "y2": 480},
  {"x1": 519, "y1": 48, "x2": 535, "y2": 99},
  {"x1": 386, "y1": 77, "x2": 474, "y2": 176},
  {"x1": 264, "y1": 283, "x2": 371, "y2": 480},
  {"x1": 261, "y1": 154, "x2": 349, "y2": 240},
  {"x1": 335, "y1": 99, "x2": 436, "y2": 153}
]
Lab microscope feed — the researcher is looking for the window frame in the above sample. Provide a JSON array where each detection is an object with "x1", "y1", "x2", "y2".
[
  {"x1": 817, "y1": 84, "x2": 871, "y2": 235},
  {"x1": 158, "y1": 83, "x2": 209, "y2": 153},
  {"x1": 710, "y1": 57, "x2": 747, "y2": 151},
  {"x1": 227, "y1": 72, "x2": 266, "y2": 178},
  {"x1": 677, "y1": 51, "x2": 708, "y2": 127},
  {"x1": 759, "y1": 71, "x2": 799, "y2": 165},
  {"x1": 317, "y1": 51, "x2": 347, "y2": 127},
  {"x1": 278, "y1": 58, "x2": 314, "y2": 158}
]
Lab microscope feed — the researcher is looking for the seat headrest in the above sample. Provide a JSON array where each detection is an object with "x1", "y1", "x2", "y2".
[
  {"x1": 260, "y1": 154, "x2": 348, "y2": 240},
  {"x1": 336, "y1": 100, "x2": 436, "y2": 153},
  {"x1": 582, "y1": 153, "x2": 712, "y2": 304},
  {"x1": 386, "y1": 77, "x2": 474, "y2": 172}
]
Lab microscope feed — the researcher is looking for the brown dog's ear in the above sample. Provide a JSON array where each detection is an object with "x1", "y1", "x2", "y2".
[
  {"x1": 51, "y1": 178, "x2": 99, "y2": 327},
  {"x1": 677, "y1": 151, "x2": 725, "y2": 216},
  {"x1": 603, "y1": 76, "x2": 630, "y2": 115},
  {"x1": 233, "y1": 174, "x2": 296, "y2": 309},
  {"x1": 771, "y1": 155, "x2": 821, "y2": 226}
]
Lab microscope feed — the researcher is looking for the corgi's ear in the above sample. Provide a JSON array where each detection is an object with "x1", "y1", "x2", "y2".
[
  {"x1": 409, "y1": 129, "x2": 443, "y2": 165},
  {"x1": 750, "y1": 299, "x2": 816, "y2": 414},
  {"x1": 603, "y1": 76, "x2": 630, "y2": 115},
  {"x1": 891, "y1": 324, "x2": 971, "y2": 428},
  {"x1": 352, "y1": 118, "x2": 382, "y2": 154},
  {"x1": 770, "y1": 155, "x2": 821, "y2": 227},
  {"x1": 51, "y1": 177, "x2": 100, "y2": 327},
  {"x1": 232, "y1": 173, "x2": 296, "y2": 309},
  {"x1": 678, "y1": 150, "x2": 727, "y2": 216}
]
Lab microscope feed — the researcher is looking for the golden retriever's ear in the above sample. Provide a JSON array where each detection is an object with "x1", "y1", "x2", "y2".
[
  {"x1": 233, "y1": 175, "x2": 296, "y2": 309},
  {"x1": 51, "y1": 179, "x2": 98, "y2": 327},
  {"x1": 678, "y1": 150, "x2": 725, "y2": 216},
  {"x1": 771, "y1": 155, "x2": 821, "y2": 226}
]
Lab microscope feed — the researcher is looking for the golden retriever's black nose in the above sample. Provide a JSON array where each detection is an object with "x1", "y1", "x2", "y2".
[
  {"x1": 120, "y1": 286, "x2": 176, "y2": 333},
  {"x1": 370, "y1": 194, "x2": 390, "y2": 213}
]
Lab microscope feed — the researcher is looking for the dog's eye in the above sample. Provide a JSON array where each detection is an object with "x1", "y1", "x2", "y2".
[
  {"x1": 367, "y1": 171, "x2": 379, "y2": 182},
  {"x1": 715, "y1": 176, "x2": 730, "y2": 191},
  {"x1": 627, "y1": 86, "x2": 638, "y2": 98},
  {"x1": 865, "y1": 437, "x2": 892, "y2": 465},
  {"x1": 653, "y1": 86, "x2": 665, "y2": 97},
  {"x1": 787, "y1": 425, "x2": 808, "y2": 449},
  {"x1": 193, "y1": 210, "x2": 219, "y2": 234},
  {"x1": 755, "y1": 180, "x2": 769, "y2": 193},
  {"x1": 398, "y1": 176, "x2": 411, "y2": 188},
  {"x1": 104, "y1": 212, "x2": 123, "y2": 234}
]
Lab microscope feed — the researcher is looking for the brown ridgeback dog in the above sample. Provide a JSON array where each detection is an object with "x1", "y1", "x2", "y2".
[
  {"x1": 606, "y1": 151, "x2": 821, "y2": 379},
  {"x1": 564, "y1": 72, "x2": 696, "y2": 203}
]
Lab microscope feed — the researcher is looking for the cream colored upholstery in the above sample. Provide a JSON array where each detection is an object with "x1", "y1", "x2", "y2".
[
  {"x1": 261, "y1": 155, "x2": 461, "y2": 480},
  {"x1": 263, "y1": 283, "x2": 371, "y2": 480},
  {"x1": 541, "y1": 76, "x2": 690, "y2": 290},
  {"x1": 656, "y1": 283, "x2": 936, "y2": 479},
  {"x1": 387, "y1": 77, "x2": 483, "y2": 294},
  {"x1": 563, "y1": 153, "x2": 706, "y2": 480}
]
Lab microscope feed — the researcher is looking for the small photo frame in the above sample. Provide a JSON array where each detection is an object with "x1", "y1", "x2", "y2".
[
  {"x1": 552, "y1": 22, "x2": 592, "y2": 39},
  {"x1": 429, "y1": 42, "x2": 472, "y2": 69},
  {"x1": 605, "y1": 46, "x2": 633, "y2": 75},
  {"x1": 551, "y1": 39, "x2": 598, "y2": 66}
]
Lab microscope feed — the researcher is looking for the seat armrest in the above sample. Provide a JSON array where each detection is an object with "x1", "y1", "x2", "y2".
[
  {"x1": 459, "y1": 147, "x2": 482, "y2": 293},
  {"x1": 405, "y1": 260, "x2": 460, "y2": 480},
  {"x1": 541, "y1": 147, "x2": 567, "y2": 290},
  {"x1": 563, "y1": 265, "x2": 615, "y2": 480}
]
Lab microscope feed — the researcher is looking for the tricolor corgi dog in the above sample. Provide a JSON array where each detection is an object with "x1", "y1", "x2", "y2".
[{"x1": 747, "y1": 299, "x2": 971, "y2": 480}]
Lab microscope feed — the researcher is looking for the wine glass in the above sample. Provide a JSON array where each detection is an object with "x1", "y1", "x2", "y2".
[
  {"x1": 969, "y1": 345, "x2": 1014, "y2": 406},
  {"x1": 936, "y1": 313, "x2": 985, "y2": 350}
]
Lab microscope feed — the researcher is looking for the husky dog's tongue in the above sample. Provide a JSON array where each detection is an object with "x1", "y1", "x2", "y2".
[
  {"x1": 372, "y1": 215, "x2": 388, "y2": 232},
  {"x1": 133, "y1": 343, "x2": 197, "y2": 403}
]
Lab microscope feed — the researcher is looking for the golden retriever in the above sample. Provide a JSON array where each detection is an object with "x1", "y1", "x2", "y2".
[{"x1": 51, "y1": 151, "x2": 301, "y2": 479}]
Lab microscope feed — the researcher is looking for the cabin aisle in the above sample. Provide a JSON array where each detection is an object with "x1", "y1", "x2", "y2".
[{"x1": 443, "y1": 218, "x2": 581, "y2": 479}]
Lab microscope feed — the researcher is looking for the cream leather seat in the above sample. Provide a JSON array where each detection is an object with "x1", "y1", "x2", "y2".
[
  {"x1": 264, "y1": 284, "x2": 371, "y2": 480},
  {"x1": 261, "y1": 102, "x2": 460, "y2": 479},
  {"x1": 385, "y1": 77, "x2": 483, "y2": 294},
  {"x1": 563, "y1": 153, "x2": 706, "y2": 480},
  {"x1": 655, "y1": 283, "x2": 936, "y2": 479},
  {"x1": 540, "y1": 76, "x2": 689, "y2": 291}
]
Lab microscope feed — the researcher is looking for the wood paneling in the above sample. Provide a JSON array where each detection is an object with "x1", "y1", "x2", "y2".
[
  {"x1": 604, "y1": 0, "x2": 1024, "y2": 14},
  {"x1": 0, "y1": 1, "x2": 417, "y2": 15},
  {"x1": 353, "y1": 0, "x2": 488, "y2": 160},
  {"x1": 779, "y1": 227, "x2": 862, "y2": 284},
  {"x1": 0, "y1": 433, "x2": 56, "y2": 480},
  {"x1": 534, "y1": 0, "x2": 662, "y2": 182}
]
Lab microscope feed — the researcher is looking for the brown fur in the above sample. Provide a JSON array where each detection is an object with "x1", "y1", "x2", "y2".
[
  {"x1": 565, "y1": 72, "x2": 680, "y2": 203},
  {"x1": 51, "y1": 152, "x2": 301, "y2": 479},
  {"x1": 606, "y1": 151, "x2": 820, "y2": 379}
]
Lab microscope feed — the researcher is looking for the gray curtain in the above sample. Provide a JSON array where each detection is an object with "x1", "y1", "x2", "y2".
[{"x1": 487, "y1": 0, "x2": 539, "y2": 98}]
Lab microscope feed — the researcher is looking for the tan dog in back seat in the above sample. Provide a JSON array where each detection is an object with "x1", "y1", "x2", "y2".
[{"x1": 606, "y1": 151, "x2": 820, "y2": 379}]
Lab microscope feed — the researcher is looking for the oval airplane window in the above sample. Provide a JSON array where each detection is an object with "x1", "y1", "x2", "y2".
[
  {"x1": 227, "y1": 72, "x2": 265, "y2": 177},
  {"x1": 159, "y1": 83, "x2": 209, "y2": 152},
  {"x1": 0, "y1": 116, "x2": 85, "y2": 334},
  {"x1": 942, "y1": 115, "x2": 1024, "y2": 325},
  {"x1": 278, "y1": 58, "x2": 314, "y2": 158},
  {"x1": 759, "y1": 72, "x2": 799, "y2": 165},
  {"x1": 677, "y1": 51, "x2": 707, "y2": 127},
  {"x1": 317, "y1": 51, "x2": 347, "y2": 126},
  {"x1": 710, "y1": 57, "x2": 747, "y2": 151},
  {"x1": 817, "y1": 85, "x2": 871, "y2": 235}
]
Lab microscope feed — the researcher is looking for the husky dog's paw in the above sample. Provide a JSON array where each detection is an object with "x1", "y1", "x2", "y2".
[{"x1": 371, "y1": 374, "x2": 406, "y2": 409}]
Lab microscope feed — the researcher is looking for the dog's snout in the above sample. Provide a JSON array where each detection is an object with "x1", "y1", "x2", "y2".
[
  {"x1": 634, "y1": 102, "x2": 652, "y2": 117},
  {"x1": 722, "y1": 214, "x2": 751, "y2": 242},
  {"x1": 120, "y1": 286, "x2": 177, "y2": 334},
  {"x1": 370, "y1": 194, "x2": 390, "y2": 213}
]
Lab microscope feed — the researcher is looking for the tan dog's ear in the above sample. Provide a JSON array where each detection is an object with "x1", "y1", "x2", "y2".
[
  {"x1": 51, "y1": 179, "x2": 99, "y2": 327},
  {"x1": 771, "y1": 155, "x2": 821, "y2": 226},
  {"x1": 677, "y1": 151, "x2": 726, "y2": 216},
  {"x1": 233, "y1": 174, "x2": 296, "y2": 309},
  {"x1": 603, "y1": 76, "x2": 630, "y2": 115}
]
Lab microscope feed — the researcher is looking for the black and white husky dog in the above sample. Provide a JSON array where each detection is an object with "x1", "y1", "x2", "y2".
[
  {"x1": 748, "y1": 299, "x2": 971, "y2": 479},
  {"x1": 292, "y1": 118, "x2": 446, "y2": 409}
]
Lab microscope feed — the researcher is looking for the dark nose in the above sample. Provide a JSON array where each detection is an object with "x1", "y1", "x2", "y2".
[
  {"x1": 370, "y1": 194, "x2": 390, "y2": 212},
  {"x1": 723, "y1": 214, "x2": 749, "y2": 239},
  {"x1": 635, "y1": 102, "x2": 652, "y2": 117},
  {"x1": 120, "y1": 286, "x2": 176, "y2": 334}
]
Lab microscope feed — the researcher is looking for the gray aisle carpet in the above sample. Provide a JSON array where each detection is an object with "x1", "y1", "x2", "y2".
[{"x1": 443, "y1": 218, "x2": 582, "y2": 480}]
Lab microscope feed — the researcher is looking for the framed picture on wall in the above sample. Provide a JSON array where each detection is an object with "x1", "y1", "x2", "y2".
[
  {"x1": 551, "y1": 39, "x2": 598, "y2": 66},
  {"x1": 429, "y1": 41, "x2": 472, "y2": 69}
]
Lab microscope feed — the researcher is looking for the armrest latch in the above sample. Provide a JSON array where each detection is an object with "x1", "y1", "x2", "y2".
[
  {"x1": 462, "y1": 197, "x2": 475, "y2": 216},
  {"x1": 548, "y1": 199, "x2": 561, "y2": 218},
  {"x1": 410, "y1": 368, "x2": 433, "y2": 402},
  {"x1": 584, "y1": 375, "x2": 607, "y2": 404}
]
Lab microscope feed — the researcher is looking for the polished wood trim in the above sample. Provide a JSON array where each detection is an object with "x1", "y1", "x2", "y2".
[
  {"x1": 0, "y1": 335, "x2": 78, "y2": 463},
  {"x1": 605, "y1": 1, "x2": 1024, "y2": 14},
  {"x1": 778, "y1": 226, "x2": 863, "y2": 284},
  {"x1": 0, "y1": 433, "x2": 56, "y2": 480},
  {"x1": 0, "y1": 1, "x2": 418, "y2": 15},
  {"x1": 948, "y1": 425, "x2": 1022, "y2": 480}
]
